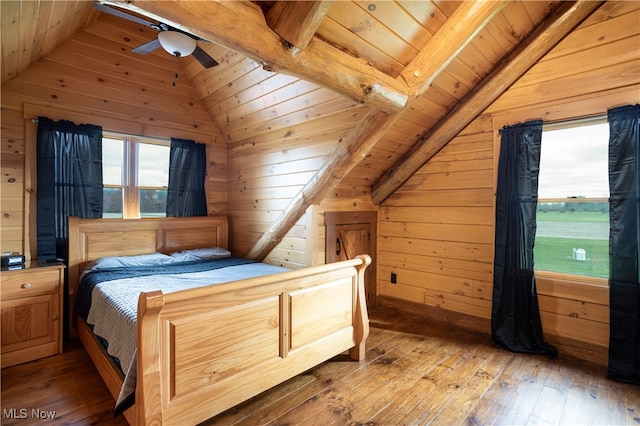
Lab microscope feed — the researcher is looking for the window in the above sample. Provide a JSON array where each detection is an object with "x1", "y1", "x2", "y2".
[
  {"x1": 102, "y1": 134, "x2": 170, "y2": 218},
  {"x1": 535, "y1": 119, "x2": 609, "y2": 279}
]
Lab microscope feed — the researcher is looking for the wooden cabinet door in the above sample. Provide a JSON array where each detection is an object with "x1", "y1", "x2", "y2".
[
  {"x1": 1, "y1": 293, "x2": 59, "y2": 354},
  {"x1": 334, "y1": 224, "x2": 369, "y2": 262},
  {"x1": 325, "y1": 211, "x2": 377, "y2": 306}
]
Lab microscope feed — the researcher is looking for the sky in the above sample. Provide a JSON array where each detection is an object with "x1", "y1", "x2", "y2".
[
  {"x1": 102, "y1": 138, "x2": 169, "y2": 187},
  {"x1": 538, "y1": 122, "x2": 609, "y2": 199}
]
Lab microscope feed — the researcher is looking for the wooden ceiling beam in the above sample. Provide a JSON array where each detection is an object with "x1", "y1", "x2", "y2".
[
  {"x1": 100, "y1": 0, "x2": 408, "y2": 113},
  {"x1": 400, "y1": 1, "x2": 506, "y2": 99},
  {"x1": 266, "y1": 1, "x2": 334, "y2": 52},
  {"x1": 370, "y1": 0, "x2": 604, "y2": 205},
  {"x1": 244, "y1": 1, "x2": 506, "y2": 261}
]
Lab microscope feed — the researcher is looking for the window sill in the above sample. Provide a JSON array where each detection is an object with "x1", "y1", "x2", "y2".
[
  {"x1": 535, "y1": 270, "x2": 608, "y2": 287},
  {"x1": 535, "y1": 270, "x2": 609, "y2": 305}
]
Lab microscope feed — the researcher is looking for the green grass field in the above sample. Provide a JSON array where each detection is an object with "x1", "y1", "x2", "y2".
[
  {"x1": 536, "y1": 210, "x2": 609, "y2": 223},
  {"x1": 534, "y1": 208, "x2": 609, "y2": 278},
  {"x1": 534, "y1": 237, "x2": 608, "y2": 278}
]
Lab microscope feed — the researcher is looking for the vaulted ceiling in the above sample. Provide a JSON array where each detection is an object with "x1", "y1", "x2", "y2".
[{"x1": 1, "y1": 0, "x2": 606, "y2": 258}]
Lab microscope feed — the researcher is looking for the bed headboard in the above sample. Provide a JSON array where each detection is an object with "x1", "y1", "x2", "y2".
[{"x1": 67, "y1": 216, "x2": 228, "y2": 332}]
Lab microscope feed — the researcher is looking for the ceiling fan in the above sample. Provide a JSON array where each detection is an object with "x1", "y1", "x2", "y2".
[{"x1": 94, "y1": 2, "x2": 219, "y2": 68}]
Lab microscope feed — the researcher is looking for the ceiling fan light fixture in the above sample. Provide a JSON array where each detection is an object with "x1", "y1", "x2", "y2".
[{"x1": 158, "y1": 31, "x2": 196, "y2": 57}]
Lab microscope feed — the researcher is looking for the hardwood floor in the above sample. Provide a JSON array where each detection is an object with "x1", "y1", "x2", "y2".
[{"x1": 2, "y1": 306, "x2": 639, "y2": 425}]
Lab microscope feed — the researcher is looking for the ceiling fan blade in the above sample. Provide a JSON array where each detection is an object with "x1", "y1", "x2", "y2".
[
  {"x1": 94, "y1": 3, "x2": 157, "y2": 29},
  {"x1": 192, "y1": 45, "x2": 219, "y2": 68},
  {"x1": 131, "y1": 39, "x2": 161, "y2": 54}
]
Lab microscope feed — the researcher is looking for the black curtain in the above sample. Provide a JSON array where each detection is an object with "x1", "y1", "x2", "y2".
[
  {"x1": 607, "y1": 104, "x2": 640, "y2": 385},
  {"x1": 36, "y1": 117, "x2": 103, "y2": 261},
  {"x1": 492, "y1": 120, "x2": 557, "y2": 357},
  {"x1": 166, "y1": 138, "x2": 207, "y2": 217}
]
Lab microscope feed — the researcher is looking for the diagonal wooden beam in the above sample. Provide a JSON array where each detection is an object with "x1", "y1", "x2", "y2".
[
  {"x1": 399, "y1": 1, "x2": 506, "y2": 99},
  {"x1": 245, "y1": 1, "x2": 507, "y2": 261},
  {"x1": 245, "y1": 109, "x2": 397, "y2": 261},
  {"x1": 370, "y1": 0, "x2": 604, "y2": 205},
  {"x1": 266, "y1": 1, "x2": 334, "y2": 52},
  {"x1": 101, "y1": 0, "x2": 407, "y2": 113}
]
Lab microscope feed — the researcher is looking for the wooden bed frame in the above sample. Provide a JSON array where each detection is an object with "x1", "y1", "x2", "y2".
[{"x1": 67, "y1": 216, "x2": 370, "y2": 425}]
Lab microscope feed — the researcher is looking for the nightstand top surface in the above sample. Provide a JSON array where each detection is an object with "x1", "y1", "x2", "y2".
[{"x1": 1, "y1": 260, "x2": 65, "y2": 273}]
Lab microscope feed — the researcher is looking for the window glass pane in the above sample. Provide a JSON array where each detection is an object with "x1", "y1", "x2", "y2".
[
  {"x1": 140, "y1": 189, "x2": 167, "y2": 218},
  {"x1": 103, "y1": 138, "x2": 123, "y2": 186},
  {"x1": 535, "y1": 202, "x2": 609, "y2": 278},
  {"x1": 139, "y1": 143, "x2": 169, "y2": 187},
  {"x1": 538, "y1": 122, "x2": 609, "y2": 198},
  {"x1": 103, "y1": 187, "x2": 123, "y2": 218},
  {"x1": 535, "y1": 121, "x2": 609, "y2": 279},
  {"x1": 101, "y1": 136, "x2": 170, "y2": 219}
]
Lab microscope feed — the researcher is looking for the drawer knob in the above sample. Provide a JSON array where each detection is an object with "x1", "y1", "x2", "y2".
[{"x1": 21, "y1": 282, "x2": 32, "y2": 289}]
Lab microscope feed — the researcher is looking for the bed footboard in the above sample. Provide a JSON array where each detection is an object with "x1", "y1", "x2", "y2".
[{"x1": 136, "y1": 254, "x2": 371, "y2": 425}]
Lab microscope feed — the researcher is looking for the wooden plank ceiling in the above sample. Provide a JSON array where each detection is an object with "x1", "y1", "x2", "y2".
[{"x1": 1, "y1": 0, "x2": 601, "y2": 259}]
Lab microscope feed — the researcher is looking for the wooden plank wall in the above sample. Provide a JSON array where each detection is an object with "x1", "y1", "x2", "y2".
[
  {"x1": 379, "y1": 116, "x2": 494, "y2": 318},
  {"x1": 1, "y1": 1, "x2": 98, "y2": 85},
  {"x1": 213, "y1": 58, "x2": 369, "y2": 268},
  {"x1": 222, "y1": 84, "x2": 369, "y2": 268},
  {"x1": 0, "y1": 17, "x2": 226, "y2": 258},
  {"x1": 378, "y1": 1, "x2": 640, "y2": 364}
]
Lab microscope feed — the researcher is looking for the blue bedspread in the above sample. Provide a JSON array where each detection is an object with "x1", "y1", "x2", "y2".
[{"x1": 74, "y1": 257, "x2": 258, "y2": 321}]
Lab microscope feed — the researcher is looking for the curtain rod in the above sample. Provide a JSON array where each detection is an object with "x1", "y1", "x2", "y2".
[{"x1": 29, "y1": 117, "x2": 209, "y2": 147}]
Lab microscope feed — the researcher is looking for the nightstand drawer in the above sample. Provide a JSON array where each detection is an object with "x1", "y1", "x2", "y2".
[{"x1": 1, "y1": 268, "x2": 61, "y2": 300}]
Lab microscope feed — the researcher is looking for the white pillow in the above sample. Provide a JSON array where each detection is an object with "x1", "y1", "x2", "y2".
[
  {"x1": 170, "y1": 247, "x2": 231, "y2": 262},
  {"x1": 85, "y1": 252, "x2": 174, "y2": 271}
]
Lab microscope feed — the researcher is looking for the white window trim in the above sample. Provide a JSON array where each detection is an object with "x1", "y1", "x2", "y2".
[{"x1": 542, "y1": 114, "x2": 606, "y2": 132}]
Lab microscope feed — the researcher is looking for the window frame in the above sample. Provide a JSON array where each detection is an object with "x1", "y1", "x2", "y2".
[{"x1": 102, "y1": 132, "x2": 170, "y2": 219}]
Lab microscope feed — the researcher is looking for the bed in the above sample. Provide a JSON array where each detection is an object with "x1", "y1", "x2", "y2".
[{"x1": 68, "y1": 215, "x2": 371, "y2": 425}]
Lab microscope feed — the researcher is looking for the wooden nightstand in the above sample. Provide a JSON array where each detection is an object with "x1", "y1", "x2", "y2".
[{"x1": 1, "y1": 261, "x2": 65, "y2": 368}]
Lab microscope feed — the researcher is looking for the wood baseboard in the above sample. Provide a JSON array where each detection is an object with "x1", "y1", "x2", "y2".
[
  {"x1": 377, "y1": 295, "x2": 490, "y2": 334},
  {"x1": 376, "y1": 295, "x2": 609, "y2": 367},
  {"x1": 544, "y1": 334, "x2": 608, "y2": 366}
]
